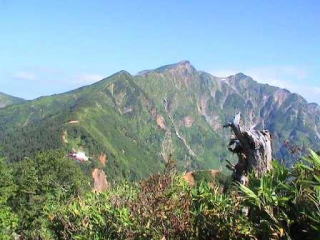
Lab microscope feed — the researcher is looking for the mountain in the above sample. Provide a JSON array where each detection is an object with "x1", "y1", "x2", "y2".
[
  {"x1": 0, "y1": 92, "x2": 24, "y2": 108},
  {"x1": 0, "y1": 61, "x2": 319, "y2": 181}
]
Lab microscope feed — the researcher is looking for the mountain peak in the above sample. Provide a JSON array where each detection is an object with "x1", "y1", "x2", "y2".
[
  {"x1": 176, "y1": 60, "x2": 191, "y2": 66},
  {"x1": 137, "y1": 60, "x2": 196, "y2": 76},
  {"x1": 235, "y1": 72, "x2": 247, "y2": 78},
  {"x1": 155, "y1": 60, "x2": 196, "y2": 74},
  {"x1": 117, "y1": 70, "x2": 131, "y2": 76},
  {"x1": 105, "y1": 70, "x2": 132, "y2": 79}
]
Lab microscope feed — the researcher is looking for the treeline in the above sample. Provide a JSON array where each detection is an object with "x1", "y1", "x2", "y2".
[{"x1": 1, "y1": 149, "x2": 319, "y2": 239}]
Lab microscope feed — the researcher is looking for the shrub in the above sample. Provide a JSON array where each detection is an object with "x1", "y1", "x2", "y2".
[
  {"x1": 240, "y1": 150, "x2": 320, "y2": 239},
  {"x1": 0, "y1": 158, "x2": 18, "y2": 240},
  {"x1": 2, "y1": 150, "x2": 319, "y2": 239},
  {"x1": 191, "y1": 181, "x2": 254, "y2": 240}
]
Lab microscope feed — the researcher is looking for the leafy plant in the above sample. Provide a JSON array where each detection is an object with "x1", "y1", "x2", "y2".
[
  {"x1": 240, "y1": 151, "x2": 320, "y2": 239},
  {"x1": 0, "y1": 158, "x2": 18, "y2": 240}
]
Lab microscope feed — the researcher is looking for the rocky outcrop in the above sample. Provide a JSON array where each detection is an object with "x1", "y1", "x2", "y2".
[
  {"x1": 92, "y1": 168, "x2": 109, "y2": 192},
  {"x1": 99, "y1": 153, "x2": 107, "y2": 166},
  {"x1": 183, "y1": 116, "x2": 194, "y2": 128},
  {"x1": 183, "y1": 172, "x2": 196, "y2": 187},
  {"x1": 183, "y1": 170, "x2": 221, "y2": 187},
  {"x1": 156, "y1": 114, "x2": 166, "y2": 129}
]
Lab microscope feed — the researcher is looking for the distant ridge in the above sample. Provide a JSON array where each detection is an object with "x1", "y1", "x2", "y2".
[{"x1": 0, "y1": 92, "x2": 24, "y2": 108}]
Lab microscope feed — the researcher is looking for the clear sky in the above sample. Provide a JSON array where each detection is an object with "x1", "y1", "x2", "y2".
[{"x1": 1, "y1": 0, "x2": 319, "y2": 103}]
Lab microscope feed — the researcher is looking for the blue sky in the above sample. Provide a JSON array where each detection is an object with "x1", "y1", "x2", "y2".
[{"x1": 0, "y1": 0, "x2": 319, "y2": 103}]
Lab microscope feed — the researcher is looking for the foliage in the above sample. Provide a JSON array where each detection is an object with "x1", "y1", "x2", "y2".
[
  {"x1": 46, "y1": 151, "x2": 320, "y2": 240},
  {"x1": 8, "y1": 150, "x2": 90, "y2": 239},
  {"x1": 48, "y1": 169, "x2": 194, "y2": 239},
  {"x1": 0, "y1": 149, "x2": 319, "y2": 239},
  {"x1": 191, "y1": 182, "x2": 254, "y2": 239},
  {"x1": 239, "y1": 150, "x2": 320, "y2": 239},
  {"x1": 0, "y1": 158, "x2": 18, "y2": 240}
]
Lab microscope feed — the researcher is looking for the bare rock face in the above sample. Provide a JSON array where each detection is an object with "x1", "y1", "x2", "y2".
[
  {"x1": 224, "y1": 113, "x2": 272, "y2": 184},
  {"x1": 99, "y1": 153, "x2": 107, "y2": 166},
  {"x1": 183, "y1": 172, "x2": 196, "y2": 187},
  {"x1": 183, "y1": 116, "x2": 194, "y2": 127},
  {"x1": 67, "y1": 120, "x2": 79, "y2": 124},
  {"x1": 183, "y1": 170, "x2": 221, "y2": 187},
  {"x1": 92, "y1": 168, "x2": 109, "y2": 192},
  {"x1": 156, "y1": 114, "x2": 166, "y2": 129},
  {"x1": 210, "y1": 169, "x2": 221, "y2": 177},
  {"x1": 273, "y1": 89, "x2": 290, "y2": 107}
]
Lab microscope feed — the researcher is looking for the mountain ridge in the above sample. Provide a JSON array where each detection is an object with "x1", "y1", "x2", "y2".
[
  {"x1": 0, "y1": 61, "x2": 319, "y2": 181},
  {"x1": 0, "y1": 92, "x2": 24, "y2": 108}
]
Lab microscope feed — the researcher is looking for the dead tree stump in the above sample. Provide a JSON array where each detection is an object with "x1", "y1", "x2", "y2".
[{"x1": 224, "y1": 112, "x2": 272, "y2": 184}]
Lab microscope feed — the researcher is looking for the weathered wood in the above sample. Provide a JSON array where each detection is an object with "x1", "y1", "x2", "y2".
[{"x1": 224, "y1": 112, "x2": 272, "y2": 184}]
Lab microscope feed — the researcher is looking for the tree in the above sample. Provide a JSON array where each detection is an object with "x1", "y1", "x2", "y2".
[
  {"x1": 10, "y1": 150, "x2": 90, "y2": 238},
  {"x1": 0, "y1": 158, "x2": 18, "y2": 239},
  {"x1": 224, "y1": 112, "x2": 272, "y2": 184}
]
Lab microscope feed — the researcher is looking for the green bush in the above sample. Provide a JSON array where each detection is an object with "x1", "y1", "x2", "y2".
[
  {"x1": 0, "y1": 158, "x2": 18, "y2": 240},
  {"x1": 47, "y1": 170, "x2": 253, "y2": 239},
  {"x1": 1, "y1": 150, "x2": 319, "y2": 239},
  {"x1": 191, "y1": 182, "x2": 254, "y2": 239},
  {"x1": 8, "y1": 150, "x2": 90, "y2": 239},
  {"x1": 240, "y1": 150, "x2": 320, "y2": 239}
]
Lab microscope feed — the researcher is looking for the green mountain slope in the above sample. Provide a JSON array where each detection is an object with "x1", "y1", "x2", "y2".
[
  {"x1": 0, "y1": 61, "x2": 319, "y2": 181},
  {"x1": 0, "y1": 92, "x2": 24, "y2": 108}
]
